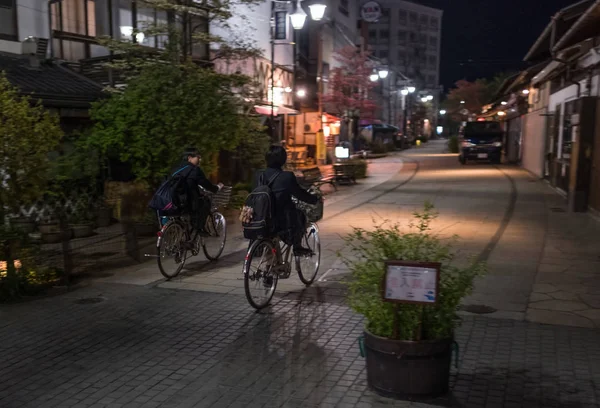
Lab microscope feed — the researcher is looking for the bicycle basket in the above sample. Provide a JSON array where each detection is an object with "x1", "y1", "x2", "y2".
[{"x1": 292, "y1": 188, "x2": 324, "y2": 223}]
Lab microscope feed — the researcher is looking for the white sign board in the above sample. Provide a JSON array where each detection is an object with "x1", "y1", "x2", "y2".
[
  {"x1": 383, "y1": 262, "x2": 440, "y2": 304},
  {"x1": 361, "y1": 1, "x2": 382, "y2": 23}
]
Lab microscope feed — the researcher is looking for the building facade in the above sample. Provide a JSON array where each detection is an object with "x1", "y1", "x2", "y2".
[{"x1": 363, "y1": 0, "x2": 442, "y2": 129}]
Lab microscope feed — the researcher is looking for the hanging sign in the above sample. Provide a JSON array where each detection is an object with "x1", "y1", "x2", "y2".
[
  {"x1": 361, "y1": 1, "x2": 382, "y2": 22},
  {"x1": 382, "y1": 261, "x2": 441, "y2": 305}
]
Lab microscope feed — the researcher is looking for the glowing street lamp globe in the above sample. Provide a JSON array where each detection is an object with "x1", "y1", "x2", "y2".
[{"x1": 308, "y1": 3, "x2": 327, "y2": 20}]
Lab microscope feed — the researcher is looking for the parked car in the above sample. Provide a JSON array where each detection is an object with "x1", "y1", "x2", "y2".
[{"x1": 459, "y1": 121, "x2": 504, "y2": 165}]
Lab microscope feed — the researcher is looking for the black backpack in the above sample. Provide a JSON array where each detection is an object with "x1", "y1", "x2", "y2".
[
  {"x1": 148, "y1": 165, "x2": 190, "y2": 215},
  {"x1": 241, "y1": 171, "x2": 280, "y2": 240}
]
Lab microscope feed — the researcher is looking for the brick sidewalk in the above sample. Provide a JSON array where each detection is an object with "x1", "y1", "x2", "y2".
[{"x1": 0, "y1": 283, "x2": 599, "y2": 408}]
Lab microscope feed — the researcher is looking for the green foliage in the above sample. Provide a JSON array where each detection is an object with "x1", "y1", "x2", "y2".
[
  {"x1": 346, "y1": 159, "x2": 368, "y2": 179},
  {"x1": 0, "y1": 74, "x2": 63, "y2": 215},
  {"x1": 448, "y1": 135, "x2": 459, "y2": 153},
  {"x1": 341, "y1": 202, "x2": 485, "y2": 341},
  {"x1": 88, "y1": 64, "x2": 261, "y2": 186},
  {"x1": 0, "y1": 226, "x2": 62, "y2": 302}
]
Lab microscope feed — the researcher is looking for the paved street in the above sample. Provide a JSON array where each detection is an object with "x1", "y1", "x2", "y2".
[{"x1": 2, "y1": 140, "x2": 600, "y2": 407}]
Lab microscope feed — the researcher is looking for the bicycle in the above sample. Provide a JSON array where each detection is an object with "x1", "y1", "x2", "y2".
[
  {"x1": 243, "y1": 189, "x2": 323, "y2": 310},
  {"x1": 154, "y1": 186, "x2": 232, "y2": 280}
]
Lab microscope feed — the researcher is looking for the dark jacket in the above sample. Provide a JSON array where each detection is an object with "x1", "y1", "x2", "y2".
[
  {"x1": 254, "y1": 167, "x2": 318, "y2": 240},
  {"x1": 254, "y1": 167, "x2": 318, "y2": 210},
  {"x1": 173, "y1": 162, "x2": 219, "y2": 196}
]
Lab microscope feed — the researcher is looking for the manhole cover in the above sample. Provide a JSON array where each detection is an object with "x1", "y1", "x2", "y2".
[
  {"x1": 550, "y1": 207, "x2": 566, "y2": 213},
  {"x1": 460, "y1": 304, "x2": 497, "y2": 314},
  {"x1": 75, "y1": 297, "x2": 104, "y2": 305}
]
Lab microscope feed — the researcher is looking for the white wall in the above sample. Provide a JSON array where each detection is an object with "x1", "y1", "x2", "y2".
[
  {"x1": 18, "y1": 0, "x2": 50, "y2": 45},
  {"x1": 521, "y1": 109, "x2": 547, "y2": 178},
  {"x1": 210, "y1": 1, "x2": 294, "y2": 68}
]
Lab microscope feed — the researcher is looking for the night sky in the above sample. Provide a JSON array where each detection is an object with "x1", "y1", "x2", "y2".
[{"x1": 414, "y1": 0, "x2": 578, "y2": 90}]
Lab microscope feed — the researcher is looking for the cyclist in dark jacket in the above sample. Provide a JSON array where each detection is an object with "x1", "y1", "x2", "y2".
[
  {"x1": 179, "y1": 148, "x2": 223, "y2": 236},
  {"x1": 254, "y1": 145, "x2": 318, "y2": 255}
]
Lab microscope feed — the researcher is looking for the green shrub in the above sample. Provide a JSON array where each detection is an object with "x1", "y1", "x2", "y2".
[
  {"x1": 448, "y1": 135, "x2": 459, "y2": 153},
  {"x1": 0, "y1": 227, "x2": 63, "y2": 302},
  {"x1": 347, "y1": 159, "x2": 368, "y2": 179},
  {"x1": 341, "y1": 202, "x2": 485, "y2": 340}
]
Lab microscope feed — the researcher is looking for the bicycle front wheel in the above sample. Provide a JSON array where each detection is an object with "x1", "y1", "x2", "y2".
[
  {"x1": 202, "y1": 211, "x2": 227, "y2": 261},
  {"x1": 157, "y1": 221, "x2": 188, "y2": 279},
  {"x1": 296, "y1": 223, "x2": 321, "y2": 285},
  {"x1": 244, "y1": 239, "x2": 278, "y2": 309}
]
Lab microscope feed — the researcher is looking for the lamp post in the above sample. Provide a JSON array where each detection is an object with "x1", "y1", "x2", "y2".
[
  {"x1": 269, "y1": 0, "x2": 307, "y2": 142},
  {"x1": 308, "y1": 0, "x2": 327, "y2": 165},
  {"x1": 401, "y1": 86, "x2": 415, "y2": 142}
]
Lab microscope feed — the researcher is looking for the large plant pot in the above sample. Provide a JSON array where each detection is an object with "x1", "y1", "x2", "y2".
[
  {"x1": 70, "y1": 223, "x2": 94, "y2": 239},
  {"x1": 363, "y1": 330, "x2": 452, "y2": 399},
  {"x1": 39, "y1": 222, "x2": 59, "y2": 235},
  {"x1": 10, "y1": 217, "x2": 36, "y2": 234}
]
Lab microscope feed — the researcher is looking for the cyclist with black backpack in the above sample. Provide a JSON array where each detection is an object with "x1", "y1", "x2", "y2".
[{"x1": 242, "y1": 145, "x2": 318, "y2": 255}]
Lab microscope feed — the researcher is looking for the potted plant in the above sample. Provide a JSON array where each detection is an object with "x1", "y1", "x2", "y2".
[
  {"x1": 9, "y1": 215, "x2": 37, "y2": 234},
  {"x1": 68, "y1": 199, "x2": 96, "y2": 239},
  {"x1": 341, "y1": 202, "x2": 484, "y2": 399},
  {"x1": 39, "y1": 215, "x2": 59, "y2": 235}
]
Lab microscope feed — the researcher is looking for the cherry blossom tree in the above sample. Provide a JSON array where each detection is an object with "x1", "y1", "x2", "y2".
[{"x1": 323, "y1": 46, "x2": 378, "y2": 119}]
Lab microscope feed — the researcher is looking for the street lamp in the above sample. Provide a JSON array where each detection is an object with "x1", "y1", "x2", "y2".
[
  {"x1": 407, "y1": 86, "x2": 416, "y2": 93},
  {"x1": 270, "y1": 0, "x2": 308, "y2": 142},
  {"x1": 308, "y1": 3, "x2": 327, "y2": 20},
  {"x1": 370, "y1": 70, "x2": 380, "y2": 82},
  {"x1": 296, "y1": 89, "x2": 306, "y2": 98},
  {"x1": 439, "y1": 109, "x2": 446, "y2": 115},
  {"x1": 426, "y1": 95, "x2": 433, "y2": 101},
  {"x1": 378, "y1": 68, "x2": 389, "y2": 79},
  {"x1": 400, "y1": 89, "x2": 409, "y2": 96},
  {"x1": 460, "y1": 100, "x2": 465, "y2": 104},
  {"x1": 289, "y1": 1, "x2": 307, "y2": 30}
]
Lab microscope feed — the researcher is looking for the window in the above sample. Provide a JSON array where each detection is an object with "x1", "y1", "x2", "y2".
[
  {"x1": 0, "y1": 0, "x2": 17, "y2": 40},
  {"x1": 379, "y1": 29, "x2": 389, "y2": 40},
  {"x1": 430, "y1": 16, "x2": 439, "y2": 30},
  {"x1": 274, "y1": 11, "x2": 286, "y2": 40},
  {"x1": 381, "y1": 8, "x2": 390, "y2": 21},
  {"x1": 409, "y1": 12, "x2": 418, "y2": 26},
  {"x1": 427, "y1": 75, "x2": 436, "y2": 85},
  {"x1": 51, "y1": 0, "x2": 97, "y2": 37},
  {"x1": 379, "y1": 49, "x2": 388, "y2": 59},
  {"x1": 420, "y1": 14, "x2": 428, "y2": 27},
  {"x1": 369, "y1": 29, "x2": 377, "y2": 42},
  {"x1": 419, "y1": 33, "x2": 427, "y2": 45},
  {"x1": 429, "y1": 36, "x2": 437, "y2": 48},
  {"x1": 397, "y1": 30, "x2": 406, "y2": 45},
  {"x1": 397, "y1": 50, "x2": 405, "y2": 63},
  {"x1": 409, "y1": 31, "x2": 417, "y2": 43},
  {"x1": 428, "y1": 55, "x2": 437, "y2": 67},
  {"x1": 398, "y1": 10, "x2": 407, "y2": 25},
  {"x1": 339, "y1": 0, "x2": 349, "y2": 16}
]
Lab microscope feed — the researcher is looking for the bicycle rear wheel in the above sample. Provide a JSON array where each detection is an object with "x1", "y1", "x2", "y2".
[
  {"x1": 202, "y1": 211, "x2": 226, "y2": 261},
  {"x1": 296, "y1": 223, "x2": 321, "y2": 285},
  {"x1": 157, "y1": 221, "x2": 188, "y2": 279},
  {"x1": 244, "y1": 239, "x2": 278, "y2": 309}
]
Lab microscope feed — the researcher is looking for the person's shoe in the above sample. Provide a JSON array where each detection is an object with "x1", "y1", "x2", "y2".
[{"x1": 293, "y1": 246, "x2": 312, "y2": 256}]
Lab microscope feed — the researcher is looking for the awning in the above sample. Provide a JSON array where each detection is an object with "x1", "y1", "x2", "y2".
[{"x1": 254, "y1": 105, "x2": 300, "y2": 116}]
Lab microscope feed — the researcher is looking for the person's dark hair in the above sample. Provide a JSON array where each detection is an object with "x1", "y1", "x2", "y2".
[
  {"x1": 265, "y1": 145, "x2": 287, "y2": 168},
  {"x1": 183, "y1": 148, "x2": 200, "y2": 161}
]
